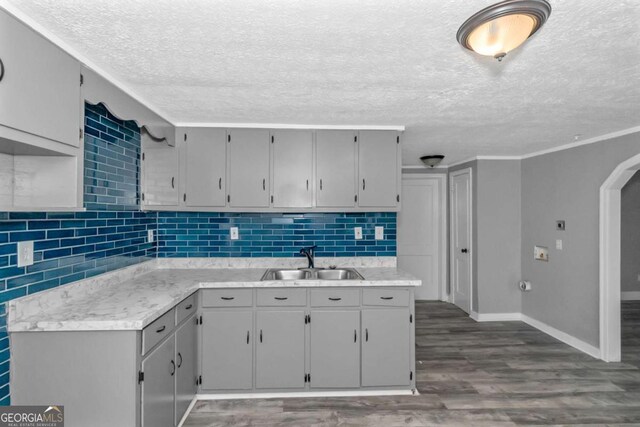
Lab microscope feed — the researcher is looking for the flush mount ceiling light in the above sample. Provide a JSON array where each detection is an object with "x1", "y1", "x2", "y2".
[
  {"x1": 457, "y1": 0, "x2": 551, "y2": 61},
  {"x1": 420, "y1": 155, "x2": 445, "y2": 168}
]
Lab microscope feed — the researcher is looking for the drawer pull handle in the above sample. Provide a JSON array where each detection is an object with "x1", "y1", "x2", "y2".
[
  {"x1": 247, "y1": 330, "x2": 250, "y2": 344},
  {"x1": 263, "y1": 178, "x2": 266, "y2": 190},
  {"x1": 329, "y1": 297, "x2": 342, "y2": 301},
  {"x1": 156, "y1": 325, "x2": 166, "y2": 333},
  {"x1": 185, "y1": 304, "x2": 193, "y2": 310},
  {"x1": 354, "y1": 329, "x2": 357, "y2": 343},
  {"x1": 260, "y1": 329, "x2": 263, "y2": 343},
  {"x1": 170, "y1": 360, "x2": 176, "y2": 376},
  {"x1": 219, "y1": 177, "x2": 222, "y2": 190},
  {"x1": 221, "y1": 296, "x2": 235, "y2": 300},
  {"x1": 177, "y1": 352, "x2": 183, "y2": 368},
  {"x1": 365, "y1": 328, "x2": 369, "y2": 342},
  {"x1": 274, "y1": 297, "x2": 288, "y2": 301},
  {"x1": 380, "y1": 296, "x2": 394, "y2": 300}
]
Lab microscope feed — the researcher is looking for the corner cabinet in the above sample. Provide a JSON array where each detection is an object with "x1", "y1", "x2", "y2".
[{"x1": 141, "y1": 128, "x2": 402, "y2": 212}]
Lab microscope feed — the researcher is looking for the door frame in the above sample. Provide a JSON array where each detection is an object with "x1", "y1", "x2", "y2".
[
  {"x1": 600, "y1": 153, "x2": 640, "y2": 362},
  {"x1": 399, "y1": 173, "x2": 448, "y2": 301},
  {"x1": 449, "y1": 168, "x2": 473, "y2": 313}
]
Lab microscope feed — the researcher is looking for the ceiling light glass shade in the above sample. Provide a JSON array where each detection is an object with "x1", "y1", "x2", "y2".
[
  {"x1": 457, "y1": 0, "x2": 551, "y2": 61},
  {"x1": 420, "y1": 155, "x2": 445, "y2": 167}
]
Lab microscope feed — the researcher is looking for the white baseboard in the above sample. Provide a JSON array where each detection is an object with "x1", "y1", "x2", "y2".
[
  {"x1": 470, "y1": 311, "x2": 522, "y2": 322},
  {"x1": 196, "y1": 389, "x2": 416, "y2": 401},
  {"x1": 521, "y1": 314, "x2": 601, "y2": 359},
  {"x1": 622, "y1": 291, "x2": 640, "y2": 301}
]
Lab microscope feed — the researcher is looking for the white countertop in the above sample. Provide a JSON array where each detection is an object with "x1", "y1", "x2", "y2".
[{"x1": 8, "y1": 257, "x2": 420, "y2": 332}]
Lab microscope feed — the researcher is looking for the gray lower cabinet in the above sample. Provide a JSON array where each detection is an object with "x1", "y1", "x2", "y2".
[
  {"x1": 255, "y1": 310, "x2": 306, "y2": 389},
  {"x1": 361, "y1": 309, "x2": 412, "y2": 387},
  {"x1": 309, "y1": 310, "x2": 360, "y2": 388},
  {"x1": 175, "y1": 315, "x2": 198, "y2": 425},
  {"x1": 141, "y1": 334, "x2": 176, "y2": 427},
  {"x1": 201, "y1": 310, "x2": 254, "y2": 390}
]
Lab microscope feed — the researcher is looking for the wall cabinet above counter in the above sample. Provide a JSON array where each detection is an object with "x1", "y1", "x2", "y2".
[{"x1": 141, "y1": 128, "x2": 402, "y2": 212}]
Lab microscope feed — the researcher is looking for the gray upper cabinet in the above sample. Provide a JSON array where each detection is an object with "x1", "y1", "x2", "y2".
[
  {"x1": 142, "y1": 133, "x2": 178, "y2": 207},
  {"x1": 316, "y1": 130, "x2": 357, "y2": 208},
  {"x1": 358, "y1": 131, "x2": 400, "y2": 208},
  {"x1": 0, "y1": 9, "x2": 81, "y2": 147},
  {"x1": 271, "y1": 130, "x2": 313, "y2": 208},
  {"x1": 141, "y1": 335, "x2": 175, "y2": 427},
  {"x1": 201, "y1": 310, "x2": 253, "y2": 391},
  {"x1": 309, "y1": 310, "x2": 360, "y2": 389},
  {"x1": 175, "y1": 315, "x2": 197, "y2": 425},
  {"x1": 361, "y1": 309, "x2": 411, "y2": 387},
  {"x1": 256, "y1": 310, "x2": 306, "y2": 389},
  {"x1": 227, "y1": 129, "x2": 270, "y2": 208},
  {"x1": 183, "y1": 128, "x2": 226, "y2": 207}
]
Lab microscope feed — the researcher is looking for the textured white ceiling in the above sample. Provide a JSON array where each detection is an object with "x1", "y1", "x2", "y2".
[{"x1": 4, "y1": 0, "x2": 640, "y2": 165}]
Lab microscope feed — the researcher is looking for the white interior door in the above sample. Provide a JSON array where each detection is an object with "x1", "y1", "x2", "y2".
[
  {"x1": 397, "y1": 175, "x2": 446, "y2": 300},
  {"x1": 450, "y1": 169, "x2": 472, "y2": 313}
]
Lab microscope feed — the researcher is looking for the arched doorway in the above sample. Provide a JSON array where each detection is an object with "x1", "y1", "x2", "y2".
[{"x1": 599, "y1": 153, "x2": 640, "y2": 362}]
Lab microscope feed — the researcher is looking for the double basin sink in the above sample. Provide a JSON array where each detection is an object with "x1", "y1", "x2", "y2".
[{"x1": 261, "y1": 268, "x2": 364, "y2": 281}]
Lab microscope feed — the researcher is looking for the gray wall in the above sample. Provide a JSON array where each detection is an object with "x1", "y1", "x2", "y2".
[
  {"x1": 521, "y1": 131, "x2": 640, "y2": 347},
  {"x1": 476, "y1": 160, "x2": 522, "y2": 314},
  {"x1": 621, "y1": 170, "x2": 640, "y2": 293}
]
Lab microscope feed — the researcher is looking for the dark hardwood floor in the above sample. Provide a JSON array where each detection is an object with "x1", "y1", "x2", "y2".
[{"x1": 184, "y1": 301, "x2": 640, "y2": 426}]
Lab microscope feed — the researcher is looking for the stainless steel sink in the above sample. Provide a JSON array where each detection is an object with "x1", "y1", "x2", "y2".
[{"x1": 261, "y1": 268, "x2": 363, "y2": 281}]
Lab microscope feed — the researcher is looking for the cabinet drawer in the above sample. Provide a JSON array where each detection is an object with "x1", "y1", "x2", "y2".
[
  {"x1": 202, "y1": 289, "x2": 253, "y2": 307},
  {"x1": 176, "y1": 293, "x2": 197, "y2": 324},
  {"x1": 362, "y1": 289, "x2": 410, "y2": 307},
  {"x1": 310, "y1": 289, "x2": 360, "y2": 307},
  {"x1": 257, "y1": 288, "x2": 307, "y2": 306},
  {"x1": 142, "y1": 308, "x2": 175, "y2": 355}
]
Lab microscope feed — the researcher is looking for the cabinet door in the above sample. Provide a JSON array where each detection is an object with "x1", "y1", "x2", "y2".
[
  {"x1": 175, "y1": 316, "x2": 197, "y2": 425},
  {"x1": 271, "y1": 130, "x2": 313, "y2": 208},
  {"x1": 309, "y1": 310, "x2": 360, "y2": 388},
  {"x1": 358, "y1": 131, "x2": 399, "y2": 207},
  {"x1": 183, "y1": 128, "x2": 226, "y2": 207},
  {"x1": 141, "y1": 336, "x2": 175, "y2": 427},
  {"x1": 0, "y1": 10, "x2": 81, "y2": 147},
  {"x1": 227, "y1": 129, "x2": 270, "y2": 207},
  {"x1": 361, "y1": 309, "x2": 411, "y2": 387},
  {"x1": 201, "y1": 310, "x2": 253, "y2": 390},
  {"x1": 256, "y1": 310, "x2": 306, "y2": 389},
  {"x1": 142, "y1": 133, "x2": 178, "y2": 206},
  {"x1": 316, "y1": 130, "x2": 357, "y2": 208}
]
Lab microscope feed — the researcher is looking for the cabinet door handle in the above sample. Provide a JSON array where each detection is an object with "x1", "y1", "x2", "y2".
[
  {"x1": 177, "y1": 352, "x2": 183, "y2": 368},
  {"x1": 170, "y1": 360, "x2": 176, "y2": 376},
  {"x1": 461, "y1": 248, "x2": 468, "y2": 253},
  {"x1": 274, "y1": 296, "x2": 288, "y2": 301},
  {"x1": 219, "y1": 177, "x2": 222, "y2": 190},
  {"x1": 156, "y1": 325, "x2": 166, "y2": 333},
  {"x1": 380, "y1": 296, "x2": 394, "y2": 300},
  {"x1": 185, "y1": 304, "x2": 193, "y2": 310},
  {"x1": 362, "y1": 179, "x2": 366, "y2": 190},
  {"x1": 320, "y1": 179, "x2": 323, "y2": 190},
  {"x1": 365, "y1": 328, "x2": 369, "y2": 342},
  {"x1": 354, "y1": 329, "x2": 357, "y2": 343},
  {"x1": 306, "y1": 179, "x2": 309, "y2": 190},
  {"x1": 260, "y1": 329, "x2": 263, "y2": 343},
  {"x1": 328, "y1": 297, "x2": 342, "y2": 301},
  {"x1": 263, "y1": 179, "x2": 266, "y2": 191},
  {"x1": 171, "y1": 177, "x2": 175, "y2": 189},
  {"x1": 247, "y1": 330, "x2": 250, "y2": 344},
  {"x1": 221, "y1": 296, "x2": 235, "y2": 300},
  {"x1": 0, "y1": 58, "x2": 4, "y2": 82}
]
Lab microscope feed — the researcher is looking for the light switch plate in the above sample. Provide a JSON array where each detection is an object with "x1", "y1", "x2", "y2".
[
  {"x1": 230, "y1": 227, "x2": 239, "y2": 240},
  {"x1": 17, "y1": 241, "x2": 34, "y2": 267},
  {"x1": 375, "y1": 226, "x2": 384, "y2": 240},
  {"x1": 534, "y1": 245, "x2": 549, "y2": 262},
  {"x1": 147, "y1": 230, "x2": 154, "y2": 243},
  {"x1": 354, "y1": 227, "x2": 363, "y2": 240},
  {"x1": 556, "y1": 239, "x2": 563, "y2": 250}
]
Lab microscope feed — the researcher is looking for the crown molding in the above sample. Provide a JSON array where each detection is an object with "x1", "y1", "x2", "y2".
[
  {"x1": 0, "y1": 3, "x2": 175, "y2": 125},
  {"x1": 173, "y1": 123, "x2": 405, "y2": 131}
]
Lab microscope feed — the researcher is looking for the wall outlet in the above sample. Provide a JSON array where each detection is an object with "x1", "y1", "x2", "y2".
[
  {"x1": 555, "y1": 239, "x2": 562, "y2": 250},
  {"x1": 354, "y1": 227, "x2": 363, "y2": 240},
  {"x1": 375, "y1": 226, "x2": 384, "y2": 240},
  {"x1": 17, "y1": 241, "x2": 34, "y2": 267},
  {"x1": 230, "y1": 227, "x2": 239, "y2": 240},
  {"x1": 534, "y1": 245, "x2": 549, "y2": 262},
  {"x1": 147, "y1": 230, "x2": 155, "y2": 243}
]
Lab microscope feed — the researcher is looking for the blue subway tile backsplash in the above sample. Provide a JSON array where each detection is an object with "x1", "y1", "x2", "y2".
[{"x1": 0, "y1": 102, "x2": 398, "y2": 404}]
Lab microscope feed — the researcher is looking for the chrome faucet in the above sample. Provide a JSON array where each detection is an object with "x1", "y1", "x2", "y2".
[{"x1": 299, "y1": 245, "x2": 317, "y2": 269}]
